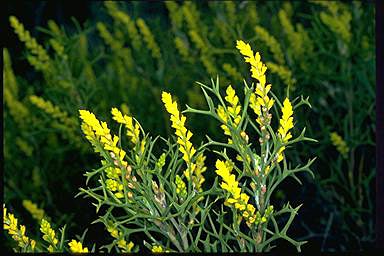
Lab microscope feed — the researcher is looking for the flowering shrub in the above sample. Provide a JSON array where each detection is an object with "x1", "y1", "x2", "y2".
[
  {"x1": 4, "y1": 1, "x2": 375, "y2": 251},
  {"x1": 4, "y1": 40, "x2": 316, "y2": 252}
]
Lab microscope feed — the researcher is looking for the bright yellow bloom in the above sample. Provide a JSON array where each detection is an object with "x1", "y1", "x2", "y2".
[
  {"x1": 79, "y1": 110, "x2": 127, "y2": 198},
  {"x1": 111, "y1": 107, "x2": 140, "y2": 145},
  {"x1": 40, "y1": 219, "x2": 58, "y2": 252},
  {"x1": 22, "y1": 200, "x2": 45, "y2": 221},
  {"x1": 68, "y1": 239, "x2": 89, "y2": 253},
  {"x1": 330, "y1": 132, "x2": 349, "y2": 158},
  {"x1": 236, "y1": 40, "x2": 274, "y2": 127},
  {"x1": 79, "y1": 110, "x2": 127, "y2": 165},
  {"x1": 162, "y1": 92, "x2": 206, "y2": 190},
  {"x1": 215, "y1": 160, "x2": 257, "y2": 226},
  {"x1": 276, "y1": 98, "x2": 294, "y2": 162},
  {"x1": 117, "y1": 239, "x2": 134, "y2": 253},
  {"x1": 162, "y1": 92, "x2": 196, "y2": 162},
  {"x1": 3, "y1": 206, "x2": 36, "y2": 252},
  {"x1": 152, "y1": 245, "x2": 169, "y2": 253},
  {"x1": 217, "y1": 85, "x2": 242, "y2": 144}
]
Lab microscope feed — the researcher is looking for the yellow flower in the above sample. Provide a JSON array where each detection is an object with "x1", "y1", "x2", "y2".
[
  {"x1": 162, "y1": 92, "x2": 206, "y2": 190},
  {"x1": 330, "y1": 132, "x2": 349, "y2": 158},
  {"x1": 104, "y1": 2, "x2": 141, "y2": 51},
  {"x1": 22, "y1": 200, "x2": 45, "y2": 221},
  {"x1": 79, "y1": 110, "x2": 127, "y2": 198},
  {"x1": 174, "y1": 36, "x2": 191, "y2": 63},
  {"x1": 217, "y1": 85, "x2": 242, "y2": 143},
  {"x1": 40, "y1": 219, "x2": 58, "y2": 251},
  {"x1": 175, "y1": 175, "x2": 187, "y2": 200},
  {"x1": 254, "y1": 25, "x2": 285, "y2": 65},
  {"x1": 276, "y1": 98, "x2": 294, "y2": 162},
  {"x1": 266, "y1": 62, "x2": 296, "y2": 91},
  {"x1": 215, "y1": 160, "x2": 258, "y2": 226},
  {"x1": 68, "y1": 239, "x2": 89, "y2": 253},
  {"x1": 9, "y1": 16, "x2": 51, "y2": 72},
  {"x1": 152, "y1": 245, "x2": 168, "y2": 253},
  {"x1": 137, "y1": 18, "x2": 161, "y2": 60},
  {"x1": 3, "y1": 206, "x2": 36, "y2": 252},
  {"x1": 222, "y1": 63, "x2": 243, "y2": 82},
  {"x1": 237, "y1": 40, "x2": 274, "y2": 122},
  {"x1": 111, "y1": 107, "x2": 140, "y2": 145},
  {"x1": 117, "y1": 239, "x2": 134, "y2": 253}
]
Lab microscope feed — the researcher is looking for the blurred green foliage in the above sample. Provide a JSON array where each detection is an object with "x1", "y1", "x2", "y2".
[{"x1": 3, "y1": 1, "x2": 375, "y2": 251}]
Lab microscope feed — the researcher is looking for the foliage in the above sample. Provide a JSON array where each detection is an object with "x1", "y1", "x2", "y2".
[{"x1": 3, "y1": 1, "x2": 375, "y2": 251}]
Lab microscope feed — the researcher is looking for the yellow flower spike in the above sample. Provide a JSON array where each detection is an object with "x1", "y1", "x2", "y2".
[
  {"x1": 111, "y1": 107, "x2": 141, "y2": 145},
  {"x1": 3, "y1": 206, "x2": 36, "y2": 252},
  {"x1": 330, "y1": 132, "x2": 349, "y2": 158},
  {"x1": 68, "y1": 239, "x2": 89, "y2": 253},
  {"x1": 254, "y1": 25, "x2": 285, "y2": 65},
  {"x1": 217, "y1": 85, "x2": 242, "y2": 143},
  {"x1": 22, "y1": 200, "x2": 45, "y2": 221},
  {"x1": 162, "y1": 91, "x2": 205, "y2": 190},
  {"x1": 117, "y1": 239, "x2": 134, "y2": 253},
  {"x1": 103, "y1": 2, "x2": 141, "y2": 51},
  {"x1": 9, "y1": 16, "x2": 51, "y2": 72},
  {"x1": 237, "y1": 40, "x2": 275, "y2": 139},
  {"x1": 79, "y1": 110, "x2": 127, "y2": 198},
  {"x1": 137, "y1": 18, "x2": 161, "y2": 60},
  {"x1": 276, "y1": 98, "x2": 294, "y2": 163},
  {"x1": 40, "y1": 219, "x2": 58, "y2": 251},
  {"x1": 215, "y1": 160, "x2": 258, "y2": 226},
  {"x1": 222, "y1": 63, "x2": 243, "y2": 82}
]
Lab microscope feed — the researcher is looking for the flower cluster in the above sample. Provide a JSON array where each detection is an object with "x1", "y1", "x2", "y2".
[
  {"x1": 162, "y1": 92, "x2": 206, "y2": 191},
  {"x1": 22, "y1": 200, "x2": 45, "y2": 221},
  {"x1": 317, "y1": 2, "x2": 352, "y2": 45},
  {"x1": 29, "y1": 96, "x2": 78, "y2": 133},
  {"x1": 49, "y1": 38, "x2": 68, "y2": 60},
  {"x1": 137, "y1": 18, "x2": 162, "y2": 60},
  {"x1": 266, "y1": 62, "x2": 296, "y2": 91},
  {"x1": 107, "y1": 225, "x2": 134, "y2": 253},
  {"x1": 111, "y1": 107, "x2": 141, "y2": 145},
  {"x1": 222, "y1": 63, "x2": 243, "y2": 82},
  {"x1": 174, "y1": 36, "x2": 192, "y2": 63},
  {"x1": 254, "y1": 26, "x2": 285, "y2": 65},
  {"x1": 40, "y1": 219, "x2": 58, "y2": 252},
  {"x1": 152, "y1": 245, "x2": 170, "y2": 253},
  {"x1": 330, "y1": 132, "x2": 349, "y2": 158},
  {"x1": 215, "y1": 160, "x2": 257, "y2": 226},
  {"x1": 175, "y1": 175, "x2": 187, "y2": 201},
  {"x1": 3, "y1": 206, "x2": 36, "y2": 252},
  {"x1": 276, "y1": 98, "x2": 294, "y2": 162},
  {"x1": 79, "y1": 110, "x2": 128, "y2": 198},
  {"x1": 236, "y1": 40, "x2": 274, "y2": 145},
  {"x1": 68, "y1": 239, "x2": 89, "y2": 253},
  {"x1": 3, "y1": 48, "x2": 30, "y2": 128},
  {"x1": 217, "y1": 85, "x2": 242, "y2": 144},
  {"x1": 165, "y1": 2, "x2": 183, "y2": 30},
  {"x1": 104, "y1": 2, "x2": 141, "y2": 51},
  {"x1": 9, "y1": 16, "x2": 51, "y2": 72}
]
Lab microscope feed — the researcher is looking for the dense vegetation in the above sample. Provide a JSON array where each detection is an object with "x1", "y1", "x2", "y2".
[{"x1": 3, "y1": 1, "x2": 375, "y2": 252}]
